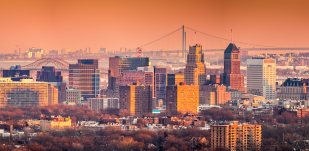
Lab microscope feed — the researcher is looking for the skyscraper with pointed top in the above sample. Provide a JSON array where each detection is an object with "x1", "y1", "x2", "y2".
[
  {"x1": 220, "y1": 43, "x2": 245, "y2": 92},
  {"x1": 184, "y1": 44, "x2": 206, "y2": 85}
]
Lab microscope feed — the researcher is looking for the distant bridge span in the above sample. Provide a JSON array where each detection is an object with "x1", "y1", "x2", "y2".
[
  {"x1": 22, "y1": 58, "x2": 69, "y2": 70},
  {"x1": 22, "y1": 58, "x2": 108, "y2": 74}
]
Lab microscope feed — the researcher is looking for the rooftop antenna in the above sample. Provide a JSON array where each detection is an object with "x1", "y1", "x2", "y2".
[{"x1": 194, "y1": 31, "x2": 197, "y2": 44}]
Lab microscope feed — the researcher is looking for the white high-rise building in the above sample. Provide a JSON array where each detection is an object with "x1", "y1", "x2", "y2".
[{"x1": 247, "y1": 58, "x2": 276, "y2": 100}]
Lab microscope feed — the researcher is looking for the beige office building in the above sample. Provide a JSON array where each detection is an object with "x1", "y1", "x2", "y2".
[
  {"x1": 0, "y1": 78, "x2": 58, "y2": 107},
  {"x1": 247, "y1": 58, "x2": 276, "y2": 100}
]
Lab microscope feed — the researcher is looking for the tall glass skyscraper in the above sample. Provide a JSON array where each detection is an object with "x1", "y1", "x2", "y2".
[
  {"x1": 154, "y1": 66, "x2": 167, "y2": 102},
  {"x1": 69, "y1": 59, "x2": 100, "y2": 100}
]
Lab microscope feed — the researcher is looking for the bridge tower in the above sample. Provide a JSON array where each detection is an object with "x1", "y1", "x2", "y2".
[{"x1": 182, "y1": 25, "x2": 187, "y2": 61}]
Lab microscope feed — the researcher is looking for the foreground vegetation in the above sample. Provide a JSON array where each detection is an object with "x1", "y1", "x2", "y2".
[{"x1": 0, "y1": 106, "x2": 307, "y2": 150}]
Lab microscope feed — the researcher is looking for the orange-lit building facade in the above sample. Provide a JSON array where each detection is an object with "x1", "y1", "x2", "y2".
[
  {"x1": 211, "y1": 121, "x2": 262, "y2": 151},
  {"x1": 40, "y1": 116, "x2": 72, "y2": 131},
  {"x1": 297, "y1": 108, "x2": 309, "y2": 125},
  {"x1": 184, "y1": 44, "x2": 206, "y2": 85},
  {"x1": 0, "y1": 78, "x2": 58, "y2": 107},
  {"x1": 119, "y1": 84, "x2": 152, "y2": 116},
  {"x1": 166, "y1": 84, "x2": 199, "y2": 114}
]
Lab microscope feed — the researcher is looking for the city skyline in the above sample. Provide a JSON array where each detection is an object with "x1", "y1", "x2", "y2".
[
  {"x1": 0, "y1": 1, "x2": 308, "y2": 150},
  {"x1": 0, "y1": 0, "x2": 309, "y2": 53}
]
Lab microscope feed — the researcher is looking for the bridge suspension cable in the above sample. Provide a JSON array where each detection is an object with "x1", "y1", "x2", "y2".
[
  {"x1": 184, "y1": 26, "x2": 277, "y2": 48},
  {"x1": 138, "y1": 26, "x2": 183, "y2": 48}
]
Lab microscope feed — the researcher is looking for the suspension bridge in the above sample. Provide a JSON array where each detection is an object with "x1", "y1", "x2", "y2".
[
  {"x1": 22, "y1": 25, "x2": 309, "y2": 71},
  {"x1": 121, "y1": 25, "x2": 309, "y2": 58}
]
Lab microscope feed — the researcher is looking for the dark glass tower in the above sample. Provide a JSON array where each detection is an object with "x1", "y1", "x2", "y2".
[
  {"x1": 69, "y1": 59, "x2": 100, "y2": 100},
  {"x1": 37, "y1": 66, "x2": 66, "y2": 103}
]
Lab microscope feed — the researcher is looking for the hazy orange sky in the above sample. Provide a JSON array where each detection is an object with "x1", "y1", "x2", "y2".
[{"x1": 0, "y1": 0, "x2": 309, "y2": 53}]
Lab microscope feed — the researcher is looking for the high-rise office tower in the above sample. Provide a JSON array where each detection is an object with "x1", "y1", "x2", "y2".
[
  {"x1": 119, "y1": 84, "x2": 152, "y2": 116},
  {"x1": 108, "y1": 56, "x2": 149, "y2": 94},
  {"x1": 211, "y1": 121, "x2": 262, "y2": 151},
  {"x1": 154, "y1": 66, "x2": 167, "y2": 101},
  {"x1": 0, "y1": 78, "x2": 58, "y2": 107},
  {"x1": 69, "y1": 59, "x2": 100, "y2": 100},
  {"x1": 37, "y1": 66, "x2": 66, "y2": 103},
  {"x1": 220, "y1": 43, "x2": 245, "y2": 92},
  {"x1": 166, "y1": 83, "x2": 199, "y2": 114},
  {"x1": 247, "y1": 58, "x2": 276, "y2": 100},
  {"x1": 184, "y1": 44, "x2": 206, "y2": 85}
]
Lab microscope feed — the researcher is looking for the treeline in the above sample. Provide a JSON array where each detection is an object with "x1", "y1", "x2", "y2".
[
  {"x1": 1, "y1": 125, "x2": 307, "y2": 151},
  {"x1": 1, "y1": 128, "x2": 210, "y2": 151},
  {"x1": 200, "y1": 107, "x2": 298, "y2": 125},
  {"x1": 262, "y1": 125, "x2": 309, "y2": 150},
  {"x1": 0, "y1": 105, "x2": 119, "y2": 122}
]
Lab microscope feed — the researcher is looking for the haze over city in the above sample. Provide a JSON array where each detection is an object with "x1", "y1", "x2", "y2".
[
  {"x1": 0, "y1": 0, "x2": 309, "y2": 52},
  {"x1": 0, "y1": 0, "x2": 309, "y2": 150}
]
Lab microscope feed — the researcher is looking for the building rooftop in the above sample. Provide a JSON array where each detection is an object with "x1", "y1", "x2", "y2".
[
  {"x1": 0, "y1": 78, "x2": 47, "y2": 83},
  {"x1": 281, "y1": 78, "x2": 309, "y2": 86},
  {"x1": 224, "y1": 43, "x2": 240, "y2": 53}
]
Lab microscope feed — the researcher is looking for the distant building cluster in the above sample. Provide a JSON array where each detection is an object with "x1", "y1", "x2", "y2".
[
  {"x1": 0, "y1": 43, "x2": 283, "y2": 116},
  {"x1": 4, "y1": 42, "x2": 309, "y2": 151}
]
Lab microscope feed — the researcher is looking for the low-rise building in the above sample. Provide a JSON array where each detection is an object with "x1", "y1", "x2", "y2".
[
  {"x1": 40, "y1": 116, "x2": 72, "y2": 131},
  {"x1": 277, "y1": 78, "x2": 309, "y2": 100},
  {"x1": 66, "y1": 88, "x2": 82, "y2": 104},
  {"x1": 88, "y1": 97, "x2": 119, "y2": 112}
]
